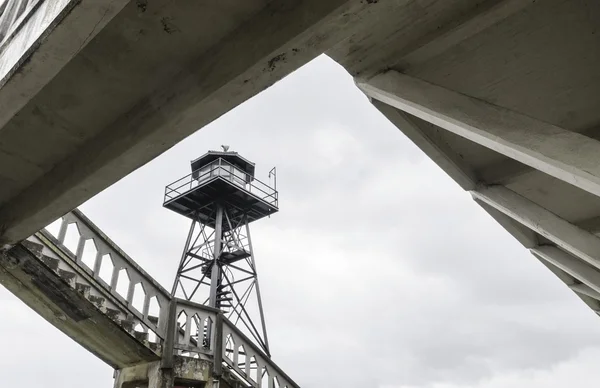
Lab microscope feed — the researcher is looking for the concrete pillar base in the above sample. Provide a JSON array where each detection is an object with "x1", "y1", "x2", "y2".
[{"x1": 114, "y1": 356, "x2": 214, "y2": 388}]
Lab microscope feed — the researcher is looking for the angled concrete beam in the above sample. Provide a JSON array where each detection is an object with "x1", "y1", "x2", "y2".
[
  {"x1": 473, "y1": 199, "x2": 538, "y2": 248},
  {"x1": 472, "y1": 185, "x2": 600, "y2": 271},
  {"x1": 0, "y1": 0, "x2": 128, "y2": 129},
  {"x1": 476, "y1": 124, "x2": 600, "y2": 185},
  {"x1": 371, "y1": 100, "x2": 477, "y2": 190},
  {"x1": 569, "y1": 283, "x2": 600, "y2": 301},
  {"x1": 476, "y1": 158, "x2": 534, "y2": 185},
  {"x1": 356, "y1": 71, "x2": 600, "y2": 198},
  {"x1": 532, "y1": 245, "x2": 600, "y2": 296},
  {"x1": 576, "y1": 215, "x2": 600, "y2": 234}
]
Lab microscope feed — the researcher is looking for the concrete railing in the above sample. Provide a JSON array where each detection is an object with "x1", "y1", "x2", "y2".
[
  {"x1": 172, "y1": 299, "x2": 218, "y2": 357},
  {"x1": 42, "y1": 209, "x2": 171, "y2": 341},
  {"x1": 0, "y1": 0, "x2": 38, "y2": 44},
  {"x1": 162, "y1": 299, "x2": 300, "y2": 388},
  {"x1": 222, "y1": 318, "x2": 300, "y2": 388},
  {"x1": 0, "y1": 0, "x2": 73, "y2": 82},
  {"x1": 38, "y1": 210, "x2": 299, "y2": 386}
]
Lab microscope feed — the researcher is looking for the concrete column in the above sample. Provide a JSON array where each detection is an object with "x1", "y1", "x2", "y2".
[
  {"x1": 113, "y1": 357, "x2": 213, "y2": 388},
  {"x1": 148, "y1": 363, "x2": 174, "y2": 388}
]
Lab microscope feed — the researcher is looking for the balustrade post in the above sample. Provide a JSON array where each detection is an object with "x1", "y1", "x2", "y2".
[
  {"x1": 161, "y1": 300, "x2": 177, "y2": 369},
  {"x1": 213, "y1": 312, "x2": 224, "y2": 377},
  {"x1": 57, "y1": 218, "x2": 68, "y2": 243}
]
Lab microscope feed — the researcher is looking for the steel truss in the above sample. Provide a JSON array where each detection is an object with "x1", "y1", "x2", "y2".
[{"x1": 171, "y1": 203, "x2": 270, "y2": 355}]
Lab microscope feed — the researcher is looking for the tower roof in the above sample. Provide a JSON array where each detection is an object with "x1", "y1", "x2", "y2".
[{"x1": 191, "y1": 150, "x2": 255, "y2": 176}]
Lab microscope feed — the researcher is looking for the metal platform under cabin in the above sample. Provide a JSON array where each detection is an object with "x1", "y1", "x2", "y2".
[{"x1": 164, "y1": 176, "x2": 278, "y2": 230}]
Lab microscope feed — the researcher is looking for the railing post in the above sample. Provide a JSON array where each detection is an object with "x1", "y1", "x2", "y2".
[
  {"x1": 57, "y1": 218, "x2": 68, "y2": 243},
  {"x1": 161, "y1": 300, "x2": 177, "y2": 369},
  {"x1": 213, "y1": 312, "x2": 224, "y2": 378}
]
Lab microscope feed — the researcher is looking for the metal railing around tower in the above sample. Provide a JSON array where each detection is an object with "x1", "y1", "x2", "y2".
[{"x1": 164, "y1": 157, "x2": 278, "y2": 207}]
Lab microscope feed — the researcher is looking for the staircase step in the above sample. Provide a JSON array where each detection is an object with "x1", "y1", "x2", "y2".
[
  {"x1": 121, "y1": 319, "x2": 135, "y2": 334},
  {"x1": 21, "y1": 240, "x2": 44, "y2": 258},
  {"x1": 105, "y1": 308, "x2": 122, "y2": 324},
  {"x1": 40, "y1": 255, "x2": 60, "y2": 272},
  {"x1": 149, "y1": 342, "x2": 162, "y2": 354},
  {"x1": 75, "y1": 282, "x2": 91, "y2": 298},
  {"x1": 134, "y1": 331, "x2": 149, "y2": 345},
  {"x1": 88, "y1": 295, "x2": 106, "y2": 312},
  {"x1": 57, "y1": 269, "x2": 77, "y2": 287}
]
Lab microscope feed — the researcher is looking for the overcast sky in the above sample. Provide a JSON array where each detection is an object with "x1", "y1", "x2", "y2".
[{"x1": 3, "y1": 55, "x2": 600, "y2": 388}]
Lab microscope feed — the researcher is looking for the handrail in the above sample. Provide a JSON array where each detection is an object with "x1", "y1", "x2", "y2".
[
  {"x1": 171, "y1": 299, "x2": 219, "y2": 357},
  {"x1": 222, "y1": 316, "x2": 301, "y2": 388},
  {"x1": 39, "y1": 210, "x2": 298, "y2": 386},
  {"x1": 0, "y1": 0, "x2": 43, "y2": 49},
  {"x1": 42, "y1": 210, "x2": 171, "y2": 339},
  {"x1": 169, "y1": 299, "x2": 300, "y2": 388},
  {"x1": 71, "y1": 209, "x2": 171, "y2": 299},
  {"x1": 164, "y1": 157, "x2": 278, "y2": 208}
]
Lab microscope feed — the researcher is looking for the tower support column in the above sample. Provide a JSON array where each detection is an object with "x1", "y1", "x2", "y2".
[{"x1": 208, "y1": 203, "x2": 224, "y2": 308}]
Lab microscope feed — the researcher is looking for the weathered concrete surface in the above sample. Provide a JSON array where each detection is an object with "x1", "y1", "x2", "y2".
[
  {"x1": 0, "y1": 241, "x2": 159, "y2": 368},
  {"x1": 0, "y1": 0, "x2": 128, "y2": 127},
  {"x1": 115, "y1": 357, "x2": 212, "y2": 388},
  {"x1": 0, "y1": 0, "x2": 378, "y2": 244}
]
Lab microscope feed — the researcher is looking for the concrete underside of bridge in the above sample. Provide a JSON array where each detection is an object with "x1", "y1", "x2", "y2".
[
  {"x1": 0, "y1": 240, "x2": 159, "y2": 367},
  {"x1": 2, "y1": 0, "x2": 600, "y2": 318}
]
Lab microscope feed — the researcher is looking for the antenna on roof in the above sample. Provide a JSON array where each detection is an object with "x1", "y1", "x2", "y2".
[{"x1": 221, "y1": 145, "x2": 230, "y2": 152}]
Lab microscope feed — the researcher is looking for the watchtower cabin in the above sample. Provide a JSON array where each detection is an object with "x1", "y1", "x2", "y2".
[{"x1": 163, "y1": 149, "x2": 278, "y2": 230}]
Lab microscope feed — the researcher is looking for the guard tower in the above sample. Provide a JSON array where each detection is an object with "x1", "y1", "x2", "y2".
[{"x1": 164, "y1": 147, "x2": 278, "y2": 355}]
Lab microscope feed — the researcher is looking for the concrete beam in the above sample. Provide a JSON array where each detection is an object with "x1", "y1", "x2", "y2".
[
  {"x1": 473, "y1": 199, "x2": 538, "y2": 249},
  {"x1": 356, "y1": 71, "x2": 600, "y2": 198},
  {"x1": 371, "y1": 100, "x2": 477, "y2": 190},
  {"x1": 532, "y1": 245, "x2": 600, "y2": 296},
  {"x1": 575, "y1": 215, "x2": 600, "y2": 234},
  {"x1": 476, "y1": 124, "x2": 600, "y2": 185},
  {"x1": 0, "y1": 243, "x2": 159, "y2": 368},
  {"x1": 0, "y1": 0, "x2": 128, "y2": 130},
  {"x1": 0, "y1": 0, "x2": 367, "y2": 244},
  {"x1": 338, "y1": 0, "x2": 534, "y2": 78},
  {"x1": 570, "y1": 283, "x2": 600, "y2": 301},
  {"x1": 472, "y1": 185, "x2": 600, "y2": 271},
  {"x1": 476, "y1": 158, "x2": 533, "y2": 185}
]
